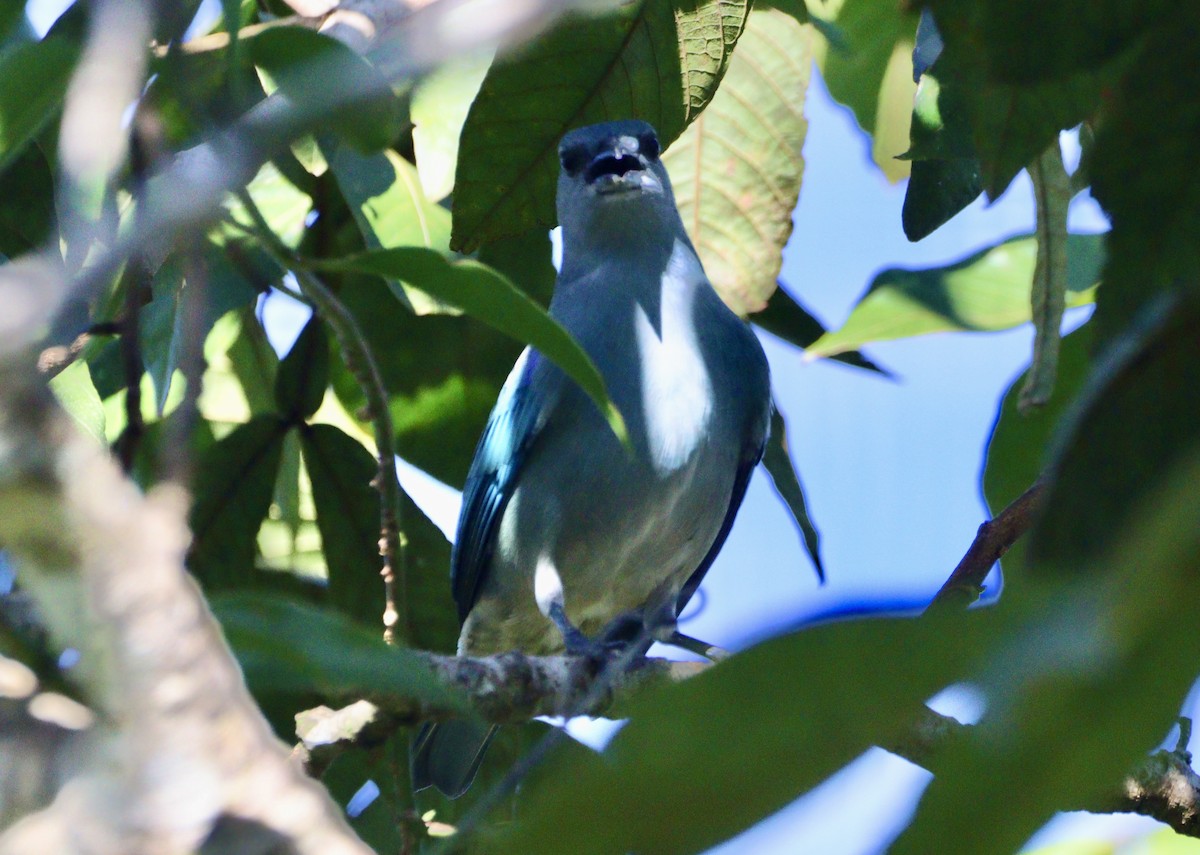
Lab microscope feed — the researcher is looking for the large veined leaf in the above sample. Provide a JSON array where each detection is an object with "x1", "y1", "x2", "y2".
[
  {"x1": 661, "y1": 6, "x2": 810, "y2": 316},
  {"x1": 807, "y1": 233, "x2": 1105, "y2": 358},
  {"x1": 451, "y1": 0, "x2": 750, "y2": 251},
  {"x1": 324, "y1": 248, "x2": 625, "y2": 442}
]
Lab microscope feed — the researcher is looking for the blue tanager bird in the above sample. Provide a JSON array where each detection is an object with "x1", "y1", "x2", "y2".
[{"x1": 412, "y1": 119, "x2": 771, "y2": 797}]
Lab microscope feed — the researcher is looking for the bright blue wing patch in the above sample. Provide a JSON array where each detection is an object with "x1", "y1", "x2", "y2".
[{"x1": 451, "y1": 350, "x2": 548, "y2": 622}]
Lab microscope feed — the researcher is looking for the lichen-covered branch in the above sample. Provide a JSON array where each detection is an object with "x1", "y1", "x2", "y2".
[{"x1": 294, "y1": 653, "x2": 706, "y2": 775}]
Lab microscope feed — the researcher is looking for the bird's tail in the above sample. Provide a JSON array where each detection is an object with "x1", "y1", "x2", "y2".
[{"x1": 411, "y1": 719, "x2": 499, "y2": 799}]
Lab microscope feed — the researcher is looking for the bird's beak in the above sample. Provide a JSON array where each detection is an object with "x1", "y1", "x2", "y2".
[{"x1": 584, "y1": 138, "x2": 661, "y2": 196}]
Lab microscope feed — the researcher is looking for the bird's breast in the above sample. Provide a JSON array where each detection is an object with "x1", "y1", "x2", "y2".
[{"x1": 632, "y1": 256, "x2": 713, "y2": 475}]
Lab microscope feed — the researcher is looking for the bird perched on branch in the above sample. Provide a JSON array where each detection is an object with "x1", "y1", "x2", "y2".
[{"x1": 412, "y1": 119, "x2": 771, "y2": 798}]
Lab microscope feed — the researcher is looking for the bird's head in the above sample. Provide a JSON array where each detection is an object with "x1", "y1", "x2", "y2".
[{"x1": 555, "y1": 120, "x2": 680, "y2": 245}]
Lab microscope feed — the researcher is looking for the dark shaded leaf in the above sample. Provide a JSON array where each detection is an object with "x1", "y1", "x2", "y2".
[
  {"x1": 325, "y1": 248, "x2": 625, "y2": 442},
  {"x1": 1088, "y1": 9, "x2": 1200, "y2": 346},
  {"x1": 491, "y1": 609, "x2": 988, "y2": 855},
  {"x1": 924, "y1": 0, "x2": 1136, "y2": 198},
  {"x1": 902, "y1": 157, "x2": 983, "y2": 242},
  {"x1": 451, "y1": 0, "x2": 749, "y2": 251},
  {"x1": 661, "y1": 6, "x2": 810, "y2": 316},
  {"x1": 1030, "y1": 297, "x2": 1200, "y2": 571},
  {"x1": 0, "y1": 35, "x2": 79, "y2": 175},
  {"x1": 247, "y1": 26, "x2": 402, "y2": 152},
  {"x1": 299, "y1": 424, "x2": 382, "y2": 624},
  {"x1": 0, "y1": 142, "x2": 55, "y2": 257},
  {"x1": 761, "y1": 406, "x2": 823, "y2": 581},
  {"x1": 211, "y1": 592, "x2": 462, "y2": 707},
  {"x1": 140, "y1": 245, "x2": 262, "y2": 414},
  {"x1": 275, "y1": 316, "x2": 329, "y2": 422},
  {"x1": 894, "y1": 450, "x2": 1200, "y2": 855},
  {"x1": 808, "y1": 233, "x2": 1105, "y2": 357},
  {"x1": 982, "y1": 323, "x2": 1093, "y2": 577},
  {"x1": 188, "y1": 414, "x2": 289, "y2": 588}
]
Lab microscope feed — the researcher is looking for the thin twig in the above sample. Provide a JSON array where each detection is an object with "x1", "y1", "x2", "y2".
[
  {"x1": 928, "y1": 480, "x2": 1047, "y2": 607},
  {"x1": 235, "y1": 190, "x2": 409, "y2": 647}
]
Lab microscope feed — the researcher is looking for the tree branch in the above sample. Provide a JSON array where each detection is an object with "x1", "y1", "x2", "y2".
[{"x1": 929, "y1": 480, "x2": 1047, "y2": 607}]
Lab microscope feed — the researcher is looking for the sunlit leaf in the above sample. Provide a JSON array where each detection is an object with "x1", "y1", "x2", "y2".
[
  {"x1": 48, "y1": 361, "x2": 105, "y2": 446},
  {"x1": 662, "y1": 6, "x2": 810, "y2": 316},
  {"x1": 807, "y1": 233, "x2": 1105, "y2": 357},
  {"x1": 809, "y1": 0, "x2": 919, "y2": 182},
  {"x1": 411, "y1": 52, "x2": 491, "y2": 202}
]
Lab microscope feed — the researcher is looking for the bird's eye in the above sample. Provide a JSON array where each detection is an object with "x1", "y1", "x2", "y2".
[
  {"x1": 559, "y1": 144, "x2": 588, "y2": 175},
  {"x1": 639, "y1": 133, "x2": 660, "y2": 161}
]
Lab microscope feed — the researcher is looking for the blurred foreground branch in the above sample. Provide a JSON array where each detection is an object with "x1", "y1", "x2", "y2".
[{"x1": 882, "y1": 709, "x2": 1200, "y2": 839}]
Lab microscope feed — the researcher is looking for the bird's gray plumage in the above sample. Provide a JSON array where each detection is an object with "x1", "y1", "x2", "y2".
[{"x1": 413, "y1": 119, "x2": 771, "y2": 798}]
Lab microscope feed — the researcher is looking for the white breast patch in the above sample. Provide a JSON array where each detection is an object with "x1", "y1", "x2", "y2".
[{"x1": 633, "y1": 241, "x2": 713, "y2": 474}]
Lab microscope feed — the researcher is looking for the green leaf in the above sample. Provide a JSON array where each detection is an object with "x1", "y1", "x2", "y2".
[
  {"x1": 451, "y1": 0, "x2": 750, "y2": 251},
  {"x1": 325, "y1": 248, "x2": 625, "y2": 442},
  {"x1": 761, "y1": 406, "x2": 823, "y2": 581},
  {"x1": 299, "y1": 424, "x2": 382, "y2": 624},
  {"x1": 902, "y1": 157, "x2": 983, "y2": 242},
  {"x1": 939, "y1": 0, "x2": 1172, "y2": 85},
  {"x1": 411, "y1": 52, "x2": 491, "y2": 202},
  {"x1": 811, "y1": 0, "x2": 919, "y2": 182},
  {"x1": 246, "y1": 26, "x2": 402, "y2": 152},
  {"x1": 751, "y1": 284, "x2": 888, "y2": 375},
  {"x1": 0, "y1": 35, "x2": 79, "y2": 175},
  {"x1": 212, "y1": 592, "x2": 462, "y2": 708},
  {"x1": 807, "y1": 233, "x2": 1105, "y2": 358},
  {"x1": 329, "y1": 145, "x2": 452, "y2": 253},
  {"x1": 200, "y1": 306, "x2": 281, "y2": 427},
  {"x1": 893, "y1": 449, "x2": 1200, "y2": 855},
  {"x1": 327, "y1": 271, "x2": 517, "y2": 486},
  {"x1": 491, "y1": 609, "x2": 988, "y2": 855},
  {"x1": 188, "y1": 414, "x2": 289, "y2": 589},
  {"x1": 982, "y1": 323, "x2": 1092, "y2": 575},
  {"x1": 1030, "y1": 298, "x2": 1200, "y2": 571},
  {"x1": 1088, "y1": 9, "x2": 1200, "y2": 346},
  {"x1": 274, "y1": 316, "x2": 329, "y2": 422},
  {"x1": 48, "y1": 361, "x2": 105, "y2": 446},
  {"x1": 0, "y1": 142, "x2": 55, "y2": 257},
  {"x1": 224, "y1": 159, "x2": 313, "y2": 249},
  {"x1": 901, "y1": 70, "x2": 984, "y2": 241},
  {"x1": 661, "y1": 6, "x2": 810, "y2": 317},
  {"x1": 140, "y1": 246, "x2": 261, "y2": 415},
  {"x1": 923, "y1": 0, "x2": 1135, "y2": 198}
]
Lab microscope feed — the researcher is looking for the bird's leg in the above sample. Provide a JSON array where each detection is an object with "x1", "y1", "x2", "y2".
[{"x1": 547, "y1": 601, "x2": 595, "y2": 656}]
